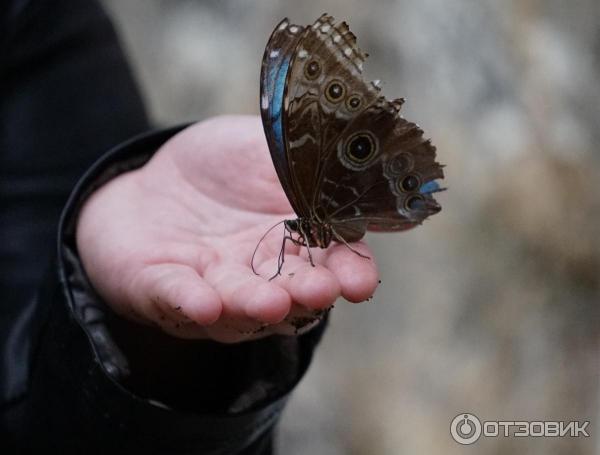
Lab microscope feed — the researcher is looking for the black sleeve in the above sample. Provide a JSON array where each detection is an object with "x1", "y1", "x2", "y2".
[
  {"x1": 0, "y1": 0, "x2": 149, "y2": 409},
  {"x1": 6, "y1": 126, "x2": 327, "y2": 453}
]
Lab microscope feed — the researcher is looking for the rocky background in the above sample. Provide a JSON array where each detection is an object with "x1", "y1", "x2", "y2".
[{"x1": 101, "y1": 1, "x2": 600, "y2": 453}]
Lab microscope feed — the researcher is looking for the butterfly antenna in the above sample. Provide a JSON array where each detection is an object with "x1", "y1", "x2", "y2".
[{"x1": 251, "y1": 220, "x2": 286, "y2": 275}]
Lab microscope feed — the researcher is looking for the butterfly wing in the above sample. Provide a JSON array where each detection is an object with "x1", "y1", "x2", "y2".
[
  {"x1": 281, "y1": 15, "x2": 380, "y2": 217},
  {"x1": 260, "y1": 19, "x2": 307, "y2": 215},
  {"x1": 317, "y1": 97, "x2": 444, "y2": 241},
  {"x1": 281, "y1": 15, "x2": 444, "y2": 241}
]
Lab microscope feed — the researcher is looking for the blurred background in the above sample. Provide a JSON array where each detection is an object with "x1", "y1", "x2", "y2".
[{"x1": 101, "y1": 0, "x2": 599, "y2": 453}]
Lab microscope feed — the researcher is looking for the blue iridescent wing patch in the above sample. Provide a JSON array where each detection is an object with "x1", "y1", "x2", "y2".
[{"x1": 260, "y1": 19, "x2": 305, "y2": 214}]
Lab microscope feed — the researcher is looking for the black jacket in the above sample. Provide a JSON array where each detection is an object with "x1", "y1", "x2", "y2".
[{"x1": 1, "y1": 1, "x2": 324, "y2": 452}]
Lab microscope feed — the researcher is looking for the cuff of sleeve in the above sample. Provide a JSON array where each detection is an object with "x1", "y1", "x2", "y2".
[{"x1": 24, "y1": 125, "x2": 327, "y2": 451}]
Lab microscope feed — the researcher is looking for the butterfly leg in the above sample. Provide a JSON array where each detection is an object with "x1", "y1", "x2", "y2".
[
  {"x1": 268, "y1": 233, "x2": 304, "y2": 281},
  {"x1": 331, "y1": 229, "x2": 371, "y2": 260},
  {"x1": 297, "y1": 223, "x2": 315, "y2": 267}
]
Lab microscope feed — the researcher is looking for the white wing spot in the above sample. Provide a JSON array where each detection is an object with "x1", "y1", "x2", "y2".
[
  {"x1": 269, "y1": 49, "x2": 280, "y2": 58},
  {"x1": 278, "y1": 22, "x2": 288, "y2": 31},
  {"x1": 333, "y1": 34, "x2": 341, "y2": 43},
  {"x1": 289, "y1": 133, "x2": 314, "y2": 148},
  {"x1": 334, "y1": 110, "x2": 352, "y2": 120},
  {"x1": 289, "y1": 25, "x2": 299, "y2": 33},
  {"x1": 321, "y1": 24, "x2": 331, "y2": 33},
  {"x1": 297, "y1": 49, "x2": 308, "y2": 59},
  {"x1": 320, "y1": 195, "x2": 340, "y2": 208},
  {"x1": 344, "y1": 47, "x2": 352, "y2": 57},
  {"x1": 261, "y1": 94, "x2": 269, "y2": 110}
]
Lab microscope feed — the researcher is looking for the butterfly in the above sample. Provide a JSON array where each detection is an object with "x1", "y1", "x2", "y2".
[{"x1": 256, "y1": 14, "x2": 444, "y2": 276}]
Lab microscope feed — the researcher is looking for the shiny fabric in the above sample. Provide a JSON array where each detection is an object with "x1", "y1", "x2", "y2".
[{"x1": 1, "y1": 1, "x2": 325, "y2": 452}]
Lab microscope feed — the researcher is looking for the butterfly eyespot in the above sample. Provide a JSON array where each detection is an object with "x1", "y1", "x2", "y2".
[
  {"x1": 386, "y1": 153, "x2": 414, "y2": 176},
  {"x1": 346, "y1": 132, "x2": 376, "y2": 163},
  {"x1": 398, "y1": 174, "x2": 421, "y2": 192},
  {"x1": 304, "y1": 60, "x2": 321, "y2": 79},
  {"x1": 405, "y1": 195, "x2": 426, "y2": 211},
  {"x1": 325, "y1": 80, "x2": 346, "y2": 103},
  {"x1": 346, "y1": 95, "x2": 362, "y2": 111}
]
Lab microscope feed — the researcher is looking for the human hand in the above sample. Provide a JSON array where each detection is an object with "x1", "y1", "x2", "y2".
[{"x1": 76, "y1": 116, "x2": 379, "y2": 343}]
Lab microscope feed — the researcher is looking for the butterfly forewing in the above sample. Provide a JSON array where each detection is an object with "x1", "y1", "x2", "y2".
[
  {"x1": 282, "y1": 14, "x2": 382, "y2": 217},
  {"x1": 260, "y1": 19, "x2": 306, "y2": 215}
]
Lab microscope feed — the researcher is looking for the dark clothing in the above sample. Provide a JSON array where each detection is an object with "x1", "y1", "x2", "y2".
[{"x1": 1, "y1": 1, "x2": 323, "y2": 452}]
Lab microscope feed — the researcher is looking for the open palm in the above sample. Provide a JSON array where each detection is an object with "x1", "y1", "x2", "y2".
[{"x1": 77, "y1": 116, "x2": 379, "y2": 342}]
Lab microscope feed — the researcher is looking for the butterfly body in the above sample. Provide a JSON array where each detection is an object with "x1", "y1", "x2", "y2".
[
  {"x1": 259, "y1": 15, "x2": 444, "y2": 268},
  {"x1": 284, "y1": 218, "x2": 333, "y2": 248}
]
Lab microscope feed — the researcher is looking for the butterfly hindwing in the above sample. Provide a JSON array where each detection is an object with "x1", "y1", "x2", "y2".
[{"x1": 317, "y1": 97, "x2": 443, "y2": 236}]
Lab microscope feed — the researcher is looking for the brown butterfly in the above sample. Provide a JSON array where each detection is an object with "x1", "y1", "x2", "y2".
[{"x1": 256, "y1": 14, "x2": 444, "y2": 276}]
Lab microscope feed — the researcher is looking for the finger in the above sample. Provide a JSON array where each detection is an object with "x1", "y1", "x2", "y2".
[
  {"x1": 164, "y1": 316, "x2": 268, "y2": 342},
  {"x1": 131, "y1": 263, "x2": 223, "y2": 326},
  {"x1": 323, "y1": 242, "x2": 379, "y2": 303},
  {"x1": 204, "y1": 263, "x2": 292, "y2": 324},
  {"x1": 154, "y1": 316, "x2": 209, "y2": 340},
  {"x1": 203, "y1": 319, "x2": 264, "y2": 344},
  {"x1": 263, "y1": 255, "x2": 342, "y2": 310},
  {"x1": 270, "y1": 303, "x2": 331, "y2": 336}
]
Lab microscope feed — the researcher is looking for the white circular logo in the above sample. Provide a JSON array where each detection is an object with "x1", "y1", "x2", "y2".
[{"x1": 450, "y1": 413, "x2": 482, "y2": 445}]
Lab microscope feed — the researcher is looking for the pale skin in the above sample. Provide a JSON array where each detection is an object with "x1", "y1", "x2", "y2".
[{"x1": 76, "y1": 115, "x2": 379, "y2": 343}]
